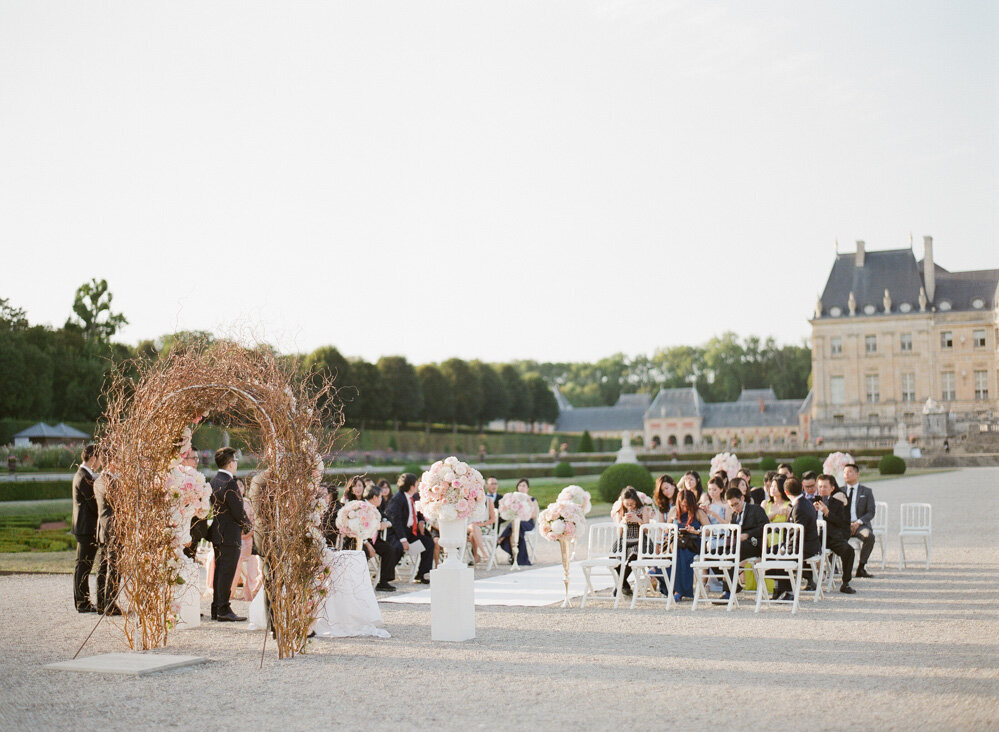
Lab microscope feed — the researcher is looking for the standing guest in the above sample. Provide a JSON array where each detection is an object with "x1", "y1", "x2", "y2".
[
  {"x1": 71, "y1": 444, "x2": 101, "y2": 613},
  {"x1": 484, "y1": 477, "x2": 501, "y2": 509},
  {"x1": 385, "y1": 473, "x2": 434, "y2": 583},
  {"x1": 801, "y1": 471, "x2": 819, "y2": 501},
  {"x1": 183, "y1": 449, "x2": 208, "y2": 560},
  {"x1": 666, "y1": 489, "x2": 710, "y2": 603},
  {"x1": 363, "y1": 486, "x2": 402, "y2": 592},
  {"x1": 842, "y1": 463, "x2": 877, "y2": 578},
  {"x1": 611, "y1": 487, "x2": 653, "y2": 596},
  {"x1": 652, "y1": 474, "x2": 677, "y2": 522},
  {"x1": 230, "y1": 478, "x2": 260, "y2": 602},
  {"x1": 777, "y1": 463, "x2": 793, "y2": 478},
  {"x1": 209, "y1": 447, "x2": 252, "y2": 622},
  {"x1": 497, "y1": 478, "x2": 539, "y2": 567},
  {"x1": 722, "y1": 487, "x2": 769, "y2": 598},
  {"x1": 92, "y1": 469, "x2": 121, "y2": 615},
  {"x1": 814, "y1": 474, "x2": 857, "y2": 594},
  {"x1": 773, "y1": 477, "x2": 820, "y2": 601}
]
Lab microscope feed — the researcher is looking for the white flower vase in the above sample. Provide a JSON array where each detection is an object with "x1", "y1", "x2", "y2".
[
  {"x1": 559, "y1": 538, "x2": 572, "y2": 608},
  {"x1": 509, "y1": 517, "x2": 521, "y2": 572},
  {"x1": 438, "y1": 517, "x2": 467, "y2": 570}
]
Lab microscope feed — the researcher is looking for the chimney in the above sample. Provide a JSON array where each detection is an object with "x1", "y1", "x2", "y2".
[
  {"x1": 923, "y1": 235, "x2": 935, "y2": 303},
  {"x1": 855, "y1": 240, "x2": 865, "y2": 267}
]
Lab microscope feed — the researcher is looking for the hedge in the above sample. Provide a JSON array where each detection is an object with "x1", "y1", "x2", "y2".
[
  {"x1": 790, "y1": 456, "x2": 824, "y2": 477},
  {"x1": 597, "y1": 463, "x2": 654, "y2": 503},
  {"x1": 553, "y1": 461, "x2": 575, "y2": 478},
  {"x1": 759, "y1": 456, "x2": 778, "y2": 471},
  {"x1": 0, "y1": 480, "x2": 72, "y2": 502},
  {"x1": 878, "y1": 455, "x2": 906, "y2": 475}
]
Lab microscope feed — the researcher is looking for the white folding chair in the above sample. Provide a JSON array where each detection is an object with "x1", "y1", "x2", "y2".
[
  {"x1": 691, "y1": 524, "x2": 742, "y2": 611},
  {"x1": 899, "y1": 503, "x2": 932, "y2": 570},
  {"x1": 753, "y1": 523, "x2": 804, "y2": 614},
  {"x1": 872, "y1": 501, "x2": 888, "y2": 569},
  {"x1": 579, "y1": 523, "x2": 626, "y2": 608},
  {"x1": 525, "y1": 523, "x2": 539, "y2": 564},
  {"x1": 805, "y1": 520, "x2": 827, "y2": 602},
  {"x1": 629, "y1": 523, "x2": 678, "y2": 609},
  {"x1": 478, "y1": 511, "x2": 500, "y2": 567}
]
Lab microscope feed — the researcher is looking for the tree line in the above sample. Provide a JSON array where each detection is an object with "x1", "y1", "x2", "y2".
[{"x1": 0, "y1": 282, "x2": 812, "y2": 431}]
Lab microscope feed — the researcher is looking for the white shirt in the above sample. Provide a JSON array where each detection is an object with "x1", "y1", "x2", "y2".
[
  {"x1": 844, "y1": 482, "x2": 859, "y2": 522},
  {"x1": 79, "y1": 464, "x2": 95, "y2": 478},
  {"x1": 218, "y1": 469, "x2": 233, "y2": 479}
]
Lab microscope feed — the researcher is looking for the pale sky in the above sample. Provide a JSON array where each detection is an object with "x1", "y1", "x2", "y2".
[{"x1": 2, "y1": 1, "x2": 996, "y2": 363}]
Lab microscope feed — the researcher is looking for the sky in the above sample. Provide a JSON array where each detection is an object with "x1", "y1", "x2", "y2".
[{"x1": 1, "y1": 1, "x2": 996, "y2": 364}]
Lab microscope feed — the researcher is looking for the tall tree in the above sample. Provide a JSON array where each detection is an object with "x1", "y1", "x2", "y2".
[
  {"x1": 440, "y1": 358, "x2": 483, "y2": 431},
  {"x1": 69, "y1": 278, "x2": 128, "y2": 342},
  {"x1": 525, "y1": 375, "x2": 559, "y2": 428},
  {"x1": 344, "y1": 359, "x2": 391, "y2": 430},
  {"x1": 377, "y1": 356, "x2": 423, "y2": 430},
  {"x1": 302, "y1": 346, "x2": 350, "y2": 426},
  {"x1": 499, "y1": 364, "x2": 532, "y2": 426},
  {"x1": 471, "y1": 361, "x2": 508, "y2": 428},
  {"x1": 417, "y1": 364, "x2": 452, "y2": 432}
]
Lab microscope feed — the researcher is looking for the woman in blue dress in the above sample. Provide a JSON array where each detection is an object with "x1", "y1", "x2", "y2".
[
  {"x1": 497, "y1": 478, "x2": 539, "y2": 566},
  {"x1": 666, "y1": 488, "x2": 710, "y2": 603}
]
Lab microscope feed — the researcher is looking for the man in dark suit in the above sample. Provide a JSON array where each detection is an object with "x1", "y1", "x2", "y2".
[
  {"x1": 385, "y1": 473, "x2": 433, "y2": 583},
  {"x1": 71, "y1": 444, "x2": 101, "y2": 613},
  {"x1": 774, "y1": 477, "x2": 820, "y2": 600},
  {"x1": 842, "y1": 463, "x2": 877, "y2": 578},
  {"x1": 814, "y1": 474, "x2": 857, "y2": 594},
  {"x1": 209, "y1": 447, "x2": 252, "y2": 621},
  {"x1": 484, "y1": 477, "x2": 501, "y2": 510},
  {"x1": 92, "y1": 470, "x2": 122, "y2": 614},
  {"x1": 362, "y1": 486, "x2": 402, "y2": 592},
  {"x1": 721, "y1": 487, "x2": 769, "y2": 597}
]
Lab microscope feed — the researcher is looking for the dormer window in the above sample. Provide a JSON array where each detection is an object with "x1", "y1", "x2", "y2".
[
  {"x1": 938, "y1": 300, "x2": 952, "y2": 311},
  {"x1": 829, "y1": 306, "x2": 842, "y2": 317},
  {"x1": 863, "y1": 304, "x2": 876, "y2": 315},
  {"x1": 899, "y1": 302, "x2": 912, "y2": 313},
  {"x1": 971, "y1": 297, "x2": 985, "y2": 309}
]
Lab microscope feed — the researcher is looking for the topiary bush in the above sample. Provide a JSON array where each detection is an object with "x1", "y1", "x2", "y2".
[
  {"x1": 759, "y1": 456, "x2": 778, "y2": 471},
  {"x1": 577, "y1": 430, "x2": 595, "y2": 453},
  {"x1": 401, "y1": 463, "x2": 424, "y2": 477},
  {"x1": 791, "y1": 456, "x2": 824, "y2": 477},
  {"x1": 598, "y1": 463, "x2": 654, "y2": 503},
  {"x1": 878, "y1": 454, "x2": 906, "y2": 475},
  {"x1": 553, "y1": 461, "x2": 574, "y2": 478}
]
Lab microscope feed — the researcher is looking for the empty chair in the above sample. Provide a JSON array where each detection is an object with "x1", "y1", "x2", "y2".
[
  {"x1": 579, "y1": 523, "x2": 626, "y2": 608},
  {"x1": 805, "y1": 520, "x2": 827, "y2": 602},
  {"x1": 629, "y1": 523, "x2": 678, "y2": 609},
  {"x1": 872, "y1": 501, "x2": 888, "y2": 569},
  {"x1": 753, "y1": 523, "x2": 805, "y2": 614},
  {"x1": 899, "y1": 503, "x2": 932, "y2": 570},
  {"x1": 691, "y1": 524, "x2": 742, "y2": 611}
]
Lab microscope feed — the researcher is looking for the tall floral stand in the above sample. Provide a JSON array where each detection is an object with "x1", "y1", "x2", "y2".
[
  {"x1": 509, "y1": 518, "x2": 521, "y2": 572},
  {"x1": 430, "y1": 518, "x2": 475, "y2": 642},
  {"x1": 558, "y1": 538, "x2": 572, "y2": 608}
]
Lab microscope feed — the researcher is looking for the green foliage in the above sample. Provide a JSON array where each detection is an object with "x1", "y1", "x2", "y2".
[
  {"x1": 70, "y1": 278, "x2": 128, "y2": 342},
  {"x1": 441, "y1": 358, "x2": 483, "y2": 429},
  {"x1": 387, "y1": 434, "x2": 399, "y2": 451},
  {"x1": 377, "y1": 356, "x2": 423, "y2": 428},
  {"x1": 576, "y1": 430, "x2": 595, "y2": 453},
  {"x1": 791, "y1": 456, "x2": 824, "y2": 476},
  {"x1": 759, "y1": 456, "x2": 778, "y2": 471},
  {"x1": 401, "y1": 463, "x2": 424, "y2": 476},
  {"x1": 417, "y1": 364, "x2": 452, "y2": 428},
  {"x1": 302, "y1": 346, "x2": 350, "y2": 425},
  {"x1": 0, "y1": 511, "x2": 76, "y2": 553},
  {"x1": 553, "y1": 461, "x2": 574, "y2": 478},
  {"x1": 499, "y1": 365, "x2": 532, "y2": 422},
  {"x1": 0, "y1": 480, "x2": 73, "y2": 502},
  {"x1": 472, "y1": 361, "x2": 508, "y2": 426},
  {"x1": 878, "y1": 455, "x2": 907, "y2": 475},
  {"x1": 597, "y1": 463, "x2": 654, "y2": 503},
  {"x1": 526, "y1": 375, "x2": 558, "y2": 425},
  {"x1": 344, "y1": 359, "x2": 391, "y2": 428}
]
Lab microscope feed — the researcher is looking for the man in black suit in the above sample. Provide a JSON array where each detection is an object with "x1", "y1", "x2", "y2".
[
  {"x1": 385, "y1": 473, "x2": 433, "y2": 583},
  {"x1": 721, "y1": 487, "x2": 769, "y2": 597},
  {"x1": 814, "y1": 473, "x2": 857, "y2": 594},
  {"x1": 71, "y1": 444, "x2": 101, "y2": 613},
  {"x1": 209, "y1": 447, "x2": 252, "y2": 621},
  {"x1": 361, "y1": 486, "x2": 402, "y2": 592},
  {"x1": 774, "y1": 477, "x2": 820, "y2": 600},
  {"x1": 842, "y1": 463, "x2": 877, "y2": 578},
  {"x1": 92, "y1": 470, "x2": 122, "y2": 614}
]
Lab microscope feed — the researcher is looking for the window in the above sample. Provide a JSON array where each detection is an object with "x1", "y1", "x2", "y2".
[
  {"x1": 830, "y1": 376, "x2": 845, "y2": 405},
  {"x1": 901, "y1": 373, "x2": 916, "y2": 402},
  {"x1": 830, "y1": 337, "x2": 842, "y2": 355},
  {"x1": 869, "y1": 413, "x2": 879, "y2": 422},
  {"x1": 865, "y1": 335, "x2": 877, "y2": 354},
  {"x1": 833, "y1": 414, "x2": 845, "y2": 423},
  {"x1": 899, "y1": 302, "x2": 912, "y2": 313},
  {"x1": 974, "y1": 329, "x2": 986, "y2": 348},
  {"x1": 900, "y1": 333, "x2": 913, "y2": 352},
  {"x1": 942, "y1": 371, "x2": 956, "y2": 401},
  {"x1": 940, "y1": 331, "x2": 953, "y2": 348},
  {"x1": 975, "y1": 371, "x2": 989, "y2": 401},
  {"x1": 903, "y1": 412, "x2": 915, "y2": 423},
  {"x1": 865, "y1": 374, "x2": 880, "y2": 403}
]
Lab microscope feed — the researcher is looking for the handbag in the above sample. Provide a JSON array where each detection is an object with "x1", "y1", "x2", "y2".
[{"x1": 677, "y1": 531, "x2": 699, "y2": 552}]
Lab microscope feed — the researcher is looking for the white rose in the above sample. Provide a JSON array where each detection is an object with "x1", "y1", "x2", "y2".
[
  {"x1": 454, "y1": 463, "x2": 467, "y2": 476},
  {"x1": 550, "y1": 519, "x2": 565, "y2": 535},
  {"x1": 443, "y1": 468, "x2": 455, "y2": 482},
  {"x1": 440, "y1": 504, "x2": 458, "y2": 521}
]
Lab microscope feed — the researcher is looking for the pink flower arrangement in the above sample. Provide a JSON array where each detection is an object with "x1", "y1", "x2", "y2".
[
  {"x1": 710, "y1": 451, "x2": 742, "y2": 478},
  {"x1": 498, "y1": 491, "x2": 534, "y2": 522},
  {"x1": 417, "y1": 456, "x2": 486, "y2": 523},
  {"x1": 538, "y1": 500, "x2": 586, "y2": 542},
  {"x1": 164, "y1": 461, "x2": 211, "y2": 548},
  {"x1": 823, "y1": 452, "x2": 855, "y2": 479},
  {"x1": 557, "y1": 485, "x2": 592, "y2": 515},
  {"x1": 335, "y1": 499, "x2": 381, "y2": 542}
]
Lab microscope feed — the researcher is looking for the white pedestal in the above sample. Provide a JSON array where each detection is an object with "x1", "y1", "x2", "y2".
[
  {"x1": 429, "y1": 566, "x2": 475, "y2": 642},
  {"x1": 893, "y1": 441, "x2": 911, "y2": 458},
  {"x1": 174, "y1": 558, "x2": 202, "y2": 629},
  {"x1": 615, "y1": 446, "x2": 639, "y2": 464}
]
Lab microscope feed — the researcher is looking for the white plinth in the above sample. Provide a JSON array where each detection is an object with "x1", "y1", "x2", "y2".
[
  {"x1": 893, "y1": 441, "x2": 911, "y2": 458},
  {"x1": 429, "y1": 566, "x2": 475, "y2": 642},
  {"x1": 175, "y1": 559, "x2": 202, "y2": 629},
  {"x1": 46, "y1": 652, "x2": 207, "y2": 675},
  {"x1": 615, "y1": 446, "x2": 639, "y2": 464}
]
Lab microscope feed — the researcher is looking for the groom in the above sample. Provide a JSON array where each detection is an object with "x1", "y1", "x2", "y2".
[{"x1": 209, "y1": 447, "x2": 252, "y2": 621}]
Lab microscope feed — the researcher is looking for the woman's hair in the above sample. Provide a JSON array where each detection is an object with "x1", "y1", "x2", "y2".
[
  {"x1": 683, "y1": 470, "x2": 703, "y2": 497},
  {"x1": 675, "y1": 489, "x2": 699, "y2": 525},
  {"x1": 769, "y1": 474, "x2": 788, "y2": 502},
  {"x1": 653, "y1": 474, "x2": 676, "y2": 512},
  {"x1": 618, "y1": 486, "x2": 642, "y2": 509},
  {"x1": 323, "y1": 484, "x2": 339, "y2": 503},
  {"x1": 764, "y1": 470, "x2": 778, "y2": 485},
  {"x1": 515, "y1": 478, "x2": 530, "y2": 491},
  {"x1": 707, "y1": 475, "x2": 726, "y2": 497},
  {"x1": 728, "y1": 476, "x2": 748, "y2": 497}
]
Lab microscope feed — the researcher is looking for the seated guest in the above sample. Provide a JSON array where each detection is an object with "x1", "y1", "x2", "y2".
[
  {"x1": 773, "y1": 477, "x2": 820, "y2": 601},
  {"x1": 362, "y1": 486, "x2": 402, "y2": 592},
  {"x1": 801, "y1": 471, "x2": 818, "y2": 501},
  {"x1": 467, "y1": 493, "x2": 497, "y2": 564},
  {"x1": 813, "y1": 474, "x2": 857, "y2": 594},
  {"x1": 722, "y1": 487, "x2": 769, "y2": 597},
  {"x1": 484, "y1": 476, "x2": 501, "y2": 508},
  {"x1": 652, "y1": 474, "x2": 677, "y2": 522},
  {"x1": 320, "y1": 485, "x2": 340, "y2": 547},
  {"x1": 764, "y1": 474, "x2": 791, "y2": 523},
  {"x1": 680, "y1": 470, "x2": 704, "y2": 501},
  {"x1": 777, "y1": 463, "x2": 793, "y2": 478},
  {"x1": 497, "y1": 478, "x2": 539, "y2": 566},
  {"x1": 700, "y1": 476, "x2": 729, "y2": 524},
  {"x1": 611, "y1": 487, "x2": 654, "y2": 596},
  {"x1": 385, "y1": 473, "x2": 434, "y2": 583},
  {"x1": 842, "y1": 463, "x2": 877, "y2": 578},
  {"x1": 377, "y1": 480, "x2": 392, "y2": 513},
  {"x1": 736, "y1": 467, "x2": 752, "y2": 490},
  {"x1": 666, "y1": 489, "x2": 710, "y2": 603}
]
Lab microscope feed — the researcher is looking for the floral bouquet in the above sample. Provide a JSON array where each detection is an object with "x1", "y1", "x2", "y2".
[
  {"x1": 710, "y1": 451, "x2": 742, "y2": 478},
  {"x1": 164, "y1": 460, "x2": 211, "y2": 549},
  {"x1": 557, "y1": 485, "x2": 592, "y2": 515},
  {"x1": 417, "y1": 456, "x2": 486, "y2": 523},
  {"x1": 335, "y1": 499, "x2": 381, "y2": 542},
  {"x1": 823, "y1": 452, "x2": 855, "y2": 482},
  {"x1": 498, "y1": 491, "x2": 535, "y2": 522},
  {"x1": 538, "y1": 500, "x2": 587, "y2": 542}
]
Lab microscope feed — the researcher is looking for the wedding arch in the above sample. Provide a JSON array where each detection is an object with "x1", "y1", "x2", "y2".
[{"x1": 98, "y1": 340, "x2": 336, "y2": 659}]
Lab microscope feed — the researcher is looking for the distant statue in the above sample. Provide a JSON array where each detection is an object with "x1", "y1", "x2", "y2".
[
  {"x1": 848, "y1": 291, "x2": 856, "y2": 316},
  {"x1": 919, "y1": 287, "x2": 927, "y2": 312},
  {"x1": 883, "y1": 289, "x2": 892, "y2": 313},
  {"x1": 814, "y1": 296, "x2": 822, "y2": 318}
]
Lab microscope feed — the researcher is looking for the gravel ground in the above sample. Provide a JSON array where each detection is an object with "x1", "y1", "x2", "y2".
[{"x1": 1, "y1": 468, "x2": 997, "y2": 731}]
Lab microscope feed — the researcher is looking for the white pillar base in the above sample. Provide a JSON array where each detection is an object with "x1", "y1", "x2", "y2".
[{"x1": 429, "y1": 566, "x2": 475, "y2": 642}]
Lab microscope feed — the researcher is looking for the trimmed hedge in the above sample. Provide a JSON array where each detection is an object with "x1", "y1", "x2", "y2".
[
  {"x1": 597, "y1": 463, "x2": 654, "y2": 503},
  {"x1": 878, "y1": 455, "x2": 906, "y2": 475},
  {"x1": 0, "y1": 480, "x2": 73, "y2": 502},
  {"x1": 759, "y1": 456, "x2": 778, "y2": 471},
  {"x1": 576, "y1": 431, "x2": 595, "y2": 453},
  {"x1": 553, "y1": 461, "x2": 575, "y2": 478},
  {"x1": 790, "y1": 456, "x2": 824, "y2": 477},
  {"x1": 401, "y1": 463, "x2": 424, "y2": 476}
]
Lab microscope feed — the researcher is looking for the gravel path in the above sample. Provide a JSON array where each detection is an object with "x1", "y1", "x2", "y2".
[{"x1": 1, "y1": 468, "x2": 997, "y2": 730}]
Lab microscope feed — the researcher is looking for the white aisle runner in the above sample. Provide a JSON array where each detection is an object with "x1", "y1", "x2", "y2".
[{"x1": 380, "y1": 562, "x2": 615, "y2": 607}]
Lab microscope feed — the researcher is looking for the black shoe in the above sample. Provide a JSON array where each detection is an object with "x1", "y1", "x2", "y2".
[
  {"x1": 839, "y1": 584, "x2": 857, "y2": 594},
  {"x1": 414, "y1": 575, "x2": 430, "y2": 584},
  {"x1": 375, "y1": 583, "x2": 397, "y2": 592},
  {"x1": 621, "y1": 584, "x2": 633, "y2": 596},
  {"x1": 307, "y1": 631, "x2": 316, "y2": 638},
  {"x1": 77, "y1": 603, "x2": 99, "y2": 614},
  {"x1": 216, "y1": 611, "x2": 246, "y2": 622},
  {"x1": 210, "y1": 609, "x2": 219, "y2": 620},
  {"x1": 856, "y1": 566, "x2": 874, "y2": 579},
  {"x1": 805, "y1": 581, "x2": 817, "y2": 592},
  {"x1": 100, "y1": 605, "x2": 123, "y2": 616},
  {"x1": 775, "y1": 591, "x2": 794, "y2": 602}
]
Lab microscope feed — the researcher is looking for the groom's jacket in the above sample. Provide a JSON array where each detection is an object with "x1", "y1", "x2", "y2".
[{"x1": 209, "y1": 471, "x2": 252, "y2": 547}]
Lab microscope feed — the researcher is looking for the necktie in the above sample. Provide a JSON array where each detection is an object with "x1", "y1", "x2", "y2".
[{"x1": 408, "y1": 495, "x2": 418, "y2": 534}]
